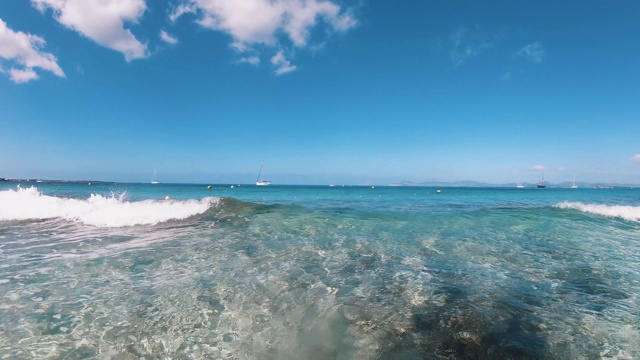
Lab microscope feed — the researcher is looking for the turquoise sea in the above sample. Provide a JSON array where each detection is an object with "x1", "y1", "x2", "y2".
[{"x1": 1, "y1": 182, "x2": 639, "y2": 359}]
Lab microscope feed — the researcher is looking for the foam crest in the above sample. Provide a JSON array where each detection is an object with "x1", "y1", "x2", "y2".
[
  {"x1": 0, "y1": 186, "x2": 218, "y2": 227},
  {"x1": 555, "y1": 201, "x2": 640, "y2": 222}
]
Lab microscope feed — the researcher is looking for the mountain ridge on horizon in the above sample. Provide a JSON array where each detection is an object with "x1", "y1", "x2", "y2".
[
  {"x1": 2, "y1": 177, "x2": 639, "y2": 188},
  {"x1": 392, "y1": 180, "x2": 640, "y2": 188}
]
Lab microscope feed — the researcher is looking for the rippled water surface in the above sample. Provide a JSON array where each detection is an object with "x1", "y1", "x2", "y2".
[{"x1": 1, "y1": 182, "x2": 639, "y2": 359}]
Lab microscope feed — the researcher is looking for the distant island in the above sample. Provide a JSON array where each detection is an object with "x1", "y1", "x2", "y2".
[
  {"x1": 389, "y1": 180, "x2": 639, "y2": 189},
  {"x1": 1, "y1": 177, "x2": 638, "y2": 188}
]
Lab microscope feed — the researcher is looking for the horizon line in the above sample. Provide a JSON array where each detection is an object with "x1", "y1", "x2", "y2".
[{"x1": 2, "y1": 178, "x2": 640, "y2": 188}]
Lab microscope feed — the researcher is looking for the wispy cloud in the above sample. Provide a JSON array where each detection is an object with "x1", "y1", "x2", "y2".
[
  {"x1": 0, "y1": 18, "x2": 65, "y2": 83},
  {"x1": 504, "y1": 41, "x2": 545, "y2": 80},
  {"x1": 514, "y1": 42, "x2": 545, "y2": 63},
  {"x1": 9, "y1": 68, "x2": 39, "y2": 83},
  {"x1": 239, "y1": 56, "x2": 260, "y2": 66},
  {"x1": 630, "y1": 154, "x2": 640, "y2": 163},
  {"x1": 533, "y1": 165, "x2": 545, "y2": 171},
  {"x1": 170, "y1": 0, "x2": 357, "y2": 75},
  {"x1": 32, "y1": 0, "x2": 148, "y2": 61},
  {"x1": 271, "y1": 51, "x2": 296, "y2": 75},
  {"x1": 159, "y1": 30, "x2": 178, "y2": 45},
  {"x1": 169, "y1": 3, "x2": 196, "y2": 23},
  {"x1": 449, "y1": 27, "x2": 492, "y2": 67}
]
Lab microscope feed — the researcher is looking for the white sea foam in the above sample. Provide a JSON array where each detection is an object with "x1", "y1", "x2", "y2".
[
  {"x1": 555, "y1": 201, "x2": 640, "y2": 222},
  {"x1": 0, "y1": 186, "x2": 218, "y2": 227}
]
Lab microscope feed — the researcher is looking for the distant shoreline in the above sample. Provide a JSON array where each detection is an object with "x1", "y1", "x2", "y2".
[{"x1": 2, "y1": 178, "x2": 639, "y2": 188}]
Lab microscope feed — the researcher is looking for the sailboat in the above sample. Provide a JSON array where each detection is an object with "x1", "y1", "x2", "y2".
[
  {"x1": 571, "y1": 174, "x2": 578, "y2": 189},
  {"x1": 151, "y1": 169, "x2": 160, "y2": 184},
  {"x1": 537, "y1": 173, "x2": 546, "y2": 188},
  {"x1": 256, "y1": 165, "x2": 271, "y2": 186}
]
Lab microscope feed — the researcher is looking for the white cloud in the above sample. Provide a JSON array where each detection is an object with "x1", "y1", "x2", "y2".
[
  {"x1": 449, "y1": 27, "x2": 492, "y2": 67},
  {"x1": 9, "y1": 68, "x2": 39, "y2": 83},
  {"x1": 515, "y1": 42, "x2": 545, "y2": 63},
  {"x1": 169, "y1": 3, "x2": 196, "y2": 23},
  {"x1": 239, "y1": 56, "x2": 260, "y2": 66},
  {"x1": 171, "y1": 0, "x2": 356, "y2": 74},
  {"x1": 271, "y1": 51, "x2": 296, "y2": 75},
  {"x1": 0, "y1": 18, "x2": 65, "y2": 83},
  {"x1": 230, "y1": 42, "x2": 250, "y2": 52},
  {"x1": 32, "y1": 0, "x2": 148, "y2": 61},
  {"x1": 160, "y1": 30, "x2": 178, "y2": 45},
  {"x1": 533, "y1": 165, "x2": 545, "y2": 171},
  {"x1": 630, "y1": 154, "x2": 640, "y2": 163}
]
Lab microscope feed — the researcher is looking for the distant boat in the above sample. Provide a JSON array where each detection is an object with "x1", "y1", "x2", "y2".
[
  {"x1": 516, "y1": 183, "x2": 525, "y2": 188},
  {"x1": 571, "y1": 174, "x2": 578, "y2": 189},
  {"x1": 537, "y1": 173, "x2": 546, "y2": 188},
  {"x1": 151, "y1": 169, "x2": 160, "y2": 184},
  {"x1": 256, "y1": 164, "x2": 271, "y2": 186}
]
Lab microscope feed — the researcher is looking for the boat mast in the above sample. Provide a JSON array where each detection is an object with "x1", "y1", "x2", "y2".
[{"x1": 256, "y1": 164, "x2": 263, "y2": 182}]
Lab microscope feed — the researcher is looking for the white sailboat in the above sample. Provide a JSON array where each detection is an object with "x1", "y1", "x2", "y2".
[
  {"x1": 151, "y1": 169, "x2": 160, "y2": 184},
  {"x1": 256, "y1": 165, "x2": 271, "y2": 186},
  {"x1": 571, "y1": 174, "x2": 578, "y2": 189}
]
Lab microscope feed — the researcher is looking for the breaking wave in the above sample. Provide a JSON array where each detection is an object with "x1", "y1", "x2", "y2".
[
  {"x1": 0, "y1": 186, "x2": 219, "y2": 227},
  {"x1": 555, "y1": 201, "x2": 640, "y2": 222}
]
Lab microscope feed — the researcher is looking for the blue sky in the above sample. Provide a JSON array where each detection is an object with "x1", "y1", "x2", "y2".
[{"x1": 1, "y1": 0, "x2": 639, "y2": 185}]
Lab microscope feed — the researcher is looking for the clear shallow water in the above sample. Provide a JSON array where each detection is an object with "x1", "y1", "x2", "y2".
[{"x1": 1, "y1": 182, "x2": 639, "y2": 359}]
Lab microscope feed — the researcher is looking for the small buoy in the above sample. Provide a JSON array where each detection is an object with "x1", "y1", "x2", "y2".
[
  {"x1": 165, "y1": 195, "x2": 170, "y2": 200},
  {"x1": 436, "y1": 189, "x2": 441, "y2": 193},
  {"x1": 207, "y1": 185, "x2": 212, "y2": 189},
  {"x1": 88, "y1": 182, "x2": 91, "y2": 186}
]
